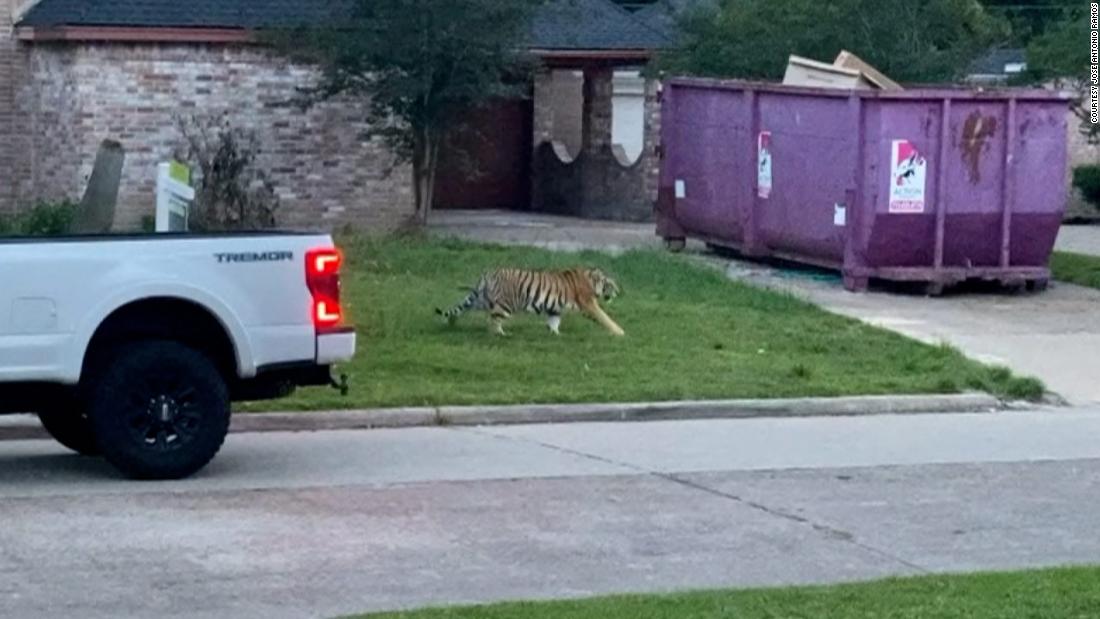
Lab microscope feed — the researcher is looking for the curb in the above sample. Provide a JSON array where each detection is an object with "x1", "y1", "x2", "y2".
[{"x1": 0, "y1": 392, "x2": 1006, "y2": 441}]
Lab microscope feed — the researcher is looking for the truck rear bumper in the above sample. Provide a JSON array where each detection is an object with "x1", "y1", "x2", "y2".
[{"x1": 317, "y1": 327, "x2": 356, "y2": 365}]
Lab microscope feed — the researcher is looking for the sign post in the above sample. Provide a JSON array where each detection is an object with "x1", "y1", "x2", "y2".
[{"x1": 155, "y1": 160, "x2": 195, "y2": 232}]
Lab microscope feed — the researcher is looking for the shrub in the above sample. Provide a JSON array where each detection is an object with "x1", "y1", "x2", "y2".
[
  {"x1": 176, "y1": 114, "x2": 280, "y2": 232},
  {"x1": 0, "y1": 200, "x2": 78, "y2": 236},
  {"x1": 1073, "y1": 166, "x2": 1100, "y2": 210}
]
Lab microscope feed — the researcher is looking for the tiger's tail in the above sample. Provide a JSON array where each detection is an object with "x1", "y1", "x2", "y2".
[{"x1": 436, "y1": 287, "x2": 481, "y2": 322}]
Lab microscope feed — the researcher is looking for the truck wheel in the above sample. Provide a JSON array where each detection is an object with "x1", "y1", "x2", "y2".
[
  {"x1": 37, "y1": 406, "x2": 100, "y2": 457},
  {"x1": 87, "y1": 340, "x2": 230, "y2": 480}
]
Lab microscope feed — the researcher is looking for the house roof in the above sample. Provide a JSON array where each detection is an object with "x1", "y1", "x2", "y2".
[
  {"x1": 17, "y1": 0, "x2": 673, "y2": 52},
  {"x1": 530, "y1": 0, "x2": 670, "y2": 51},
  {"x1": 633, "y1": 0, "x2": 714, "y2": 41},
  {"x1": 968, "y1": 48, "x2": 1028, "y2": 76},
  {"x1": 16, "y1": 0, "x2": 349, "y2": 29}
]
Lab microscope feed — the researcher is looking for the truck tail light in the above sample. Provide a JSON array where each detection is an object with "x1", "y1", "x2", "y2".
[{"x1": 306, "y1": 247, "x2": 343, "y2": 332}]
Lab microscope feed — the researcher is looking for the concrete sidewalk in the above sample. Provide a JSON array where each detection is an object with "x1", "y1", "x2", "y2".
[
  {"x1": 1056, "y1": 223, "x2": 1100, "y2": 257},
  {"x1": 431, "y1": 210, "x2": 1100, "y2": 406}
]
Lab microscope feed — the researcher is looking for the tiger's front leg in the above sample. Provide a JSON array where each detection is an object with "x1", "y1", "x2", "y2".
[
  {"x1": 582, "y1": 301, "x2": 625, "y2": 336},
  {"x1": 547, "y1": 313, "x2": 562, "y2": 335}
]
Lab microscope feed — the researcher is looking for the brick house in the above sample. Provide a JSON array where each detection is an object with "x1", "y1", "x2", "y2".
[{"x1": 0, "y1": 0, "x2": 678, "y2": 231}]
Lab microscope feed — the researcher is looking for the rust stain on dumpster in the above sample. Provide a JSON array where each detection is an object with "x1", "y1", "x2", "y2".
[{"x1": 960, "y1": 111, "x2": 997, "y2": 183}]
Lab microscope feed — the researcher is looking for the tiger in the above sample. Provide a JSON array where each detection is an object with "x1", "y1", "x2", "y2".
[{"x1": 436, "y1": 267, "x2": 625, "y2": 337}]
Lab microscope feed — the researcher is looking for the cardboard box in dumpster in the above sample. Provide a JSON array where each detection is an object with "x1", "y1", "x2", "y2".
[
  {"x1": 782, "y1": 51, "x2": 903, "y2": 91},
  {"x1": 783, "y1": 55, "x2": 873, "y2": 89},
  {"x1": 834, "y1": 50, "x2": 903, "y2": 90}
]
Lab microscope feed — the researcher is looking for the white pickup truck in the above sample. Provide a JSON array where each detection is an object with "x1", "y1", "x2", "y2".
[{"x1": 0, "y1": 232, "x2": 356, "y2": 480}]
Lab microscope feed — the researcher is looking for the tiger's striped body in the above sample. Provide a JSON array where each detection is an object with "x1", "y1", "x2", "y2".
[{"x1": 436, "y1": 267, "x2": 624, "y2": 336}]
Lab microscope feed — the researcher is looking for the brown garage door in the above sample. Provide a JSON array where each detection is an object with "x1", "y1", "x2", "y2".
[{"x1": 433, "y1": 97, "x2": 533, "y2": 211}]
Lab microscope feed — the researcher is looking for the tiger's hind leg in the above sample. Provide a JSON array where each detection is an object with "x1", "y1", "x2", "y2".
[
  {"x1": 582, "y1": 301, "x2": 625, "y2": 336},
  {"x1": 489, "y1": 305, "x2": 511, "y2": 336}
]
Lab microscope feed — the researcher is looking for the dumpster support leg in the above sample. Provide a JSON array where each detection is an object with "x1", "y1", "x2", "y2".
[
  {"x1": 843, "y1": 274, "x2": 869, "y2": 292},
  {"x1": 934, "y1": 99, "x2": 952, "y2": 270},
  {"x1": 1000, "y1": 98, "x2": 1017, "y2": 269},
  {"x1": 744, "y1": 89, "x2": 765, "y2": 257},
  {"x1": 841, "y1": 95, "x2": 868, "y2": 293}
]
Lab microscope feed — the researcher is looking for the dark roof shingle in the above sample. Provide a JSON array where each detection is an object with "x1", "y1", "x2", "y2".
[
  {"x1": 18, "y1": 0, "x2": 673, "y2": 50},
  {"x1": 529, "y1": 0, "x2": 670, "y2": 50}
]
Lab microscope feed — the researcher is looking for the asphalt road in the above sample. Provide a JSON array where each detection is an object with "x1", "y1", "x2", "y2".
[{"x1": 3, "y1": 409, "x2": 1100, "y2": 618}]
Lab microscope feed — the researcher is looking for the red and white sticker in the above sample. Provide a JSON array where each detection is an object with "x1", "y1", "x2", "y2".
[
  {"x1": 889, "y1": 139, "x2": 927, "y2": 214},
  {"x1": 757, "y1": 131, "x2": 772, "y2": 199}
]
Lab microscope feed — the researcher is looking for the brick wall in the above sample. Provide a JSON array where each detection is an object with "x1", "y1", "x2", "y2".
[
  {"x1": 532, "y1": 68, "x2": 584, "y2": 160},
  {"x1": 643, "y1": 78, "x2": 661, "y2": 206},
  {"x1": 11, "y1": 42, "x2": 414, "y2": 231},
  {"x1": 1066, "y1": 108, "x2": 1100, "y2": 221},
  {"x1": 0, "y1": 0, "x2": 16, "y2": 214}
]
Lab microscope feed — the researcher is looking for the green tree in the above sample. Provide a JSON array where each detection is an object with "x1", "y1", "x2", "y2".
[
  {"x1": 1022, "y1": 8, "x2": 1094, "y2": 143},
  {"x1": 272, "y1": 0, "x2": 542, "y2": 224},
  {"x1": 659, "y1": 0, "x2": 1008, "y2": 84},
  {"x1": 982, "y1": 0, "x2": 1075, "y2": 43}
]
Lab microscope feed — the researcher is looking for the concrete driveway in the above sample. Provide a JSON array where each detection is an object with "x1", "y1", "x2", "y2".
[
  {"x1": 427, "y1": 209, "x2": 661, "y2": 253},
  {"x1": 3, "y1": 410, "x2": 1100, "y2": 619},
  {"x1": 1056, "y1": 223, "x2": 1100, "y2": 256},
  {"x1": 430, "y1": 211, "x2": 1100, "y2": 406}
]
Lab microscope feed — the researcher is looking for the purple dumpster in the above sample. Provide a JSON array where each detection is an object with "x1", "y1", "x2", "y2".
[{"x1": 655, "y1": 78, "x2": 1071, "y2": 293}]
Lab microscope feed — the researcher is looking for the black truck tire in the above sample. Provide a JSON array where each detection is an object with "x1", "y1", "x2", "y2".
[
  {"x1": 37, "y1": 406, "x2": 100, "y2": 457},
  {"x1": 87, "y1": 340, "x2": 230, "y2": 480}
]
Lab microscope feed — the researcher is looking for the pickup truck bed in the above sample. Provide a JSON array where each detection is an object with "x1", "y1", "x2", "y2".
[{"x1": 0, "y1": 231, "x2": 356, "y2": 479}]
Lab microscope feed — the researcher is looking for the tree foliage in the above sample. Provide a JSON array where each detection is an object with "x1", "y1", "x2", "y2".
[
  {"x1": 659, "y1": 0, "x2": 1008, "y2": 84},
  {"x1": 272, "y1": 0, "x2": 542, "y2": 224},
  {"x1": 176, "y1": 114, "x2": 280, "y2": 231},
  {"x1": 982, "y1": 0, "x2": 1075, "y2": 43},
  {"x1": 1022, "y1": 8, "x2": 1095, "y2": 143}
]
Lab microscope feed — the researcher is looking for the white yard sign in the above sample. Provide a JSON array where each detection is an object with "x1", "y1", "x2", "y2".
[{"x1": 155, "y1": 161, "x2": 195, "y2": 232}]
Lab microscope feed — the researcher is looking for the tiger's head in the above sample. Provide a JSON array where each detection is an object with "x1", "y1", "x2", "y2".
[{"x1": 585, "y1": 268, "x2": 621, "y2": 302}]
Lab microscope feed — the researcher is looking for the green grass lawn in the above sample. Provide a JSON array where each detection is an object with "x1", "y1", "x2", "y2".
[
  {"x1": 251, "y1": 235, "x2": 1042, "y2": 411},
  {"x1": 1051, "y1": 251, "x2": 1100, "y2": 289},
  {"x1": 345, "y1": 567, "x2": 1100, "y2": 619}
]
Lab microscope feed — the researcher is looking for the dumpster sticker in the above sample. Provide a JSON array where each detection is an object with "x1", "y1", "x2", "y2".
[
  {"x1": 674, "y1": 179, "x2": 686, "y2": 199},
  {"x1": 833, "y1": 203, "x2": 847, "y2": 227},
  {"x1": 889, "y1": 140, "x2": 927, "y2": 214},
  {"x1": 757, "y1": 131, "x2": 773, "y2": 199}
]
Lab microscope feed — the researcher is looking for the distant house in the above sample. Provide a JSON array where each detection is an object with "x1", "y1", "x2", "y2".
[
  {"x1": 0, "y1": 0, "x2": 675, "y2": 230},
  {"x1": 965, "y1": 48, "x2": 1028, "y2": 84}
]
